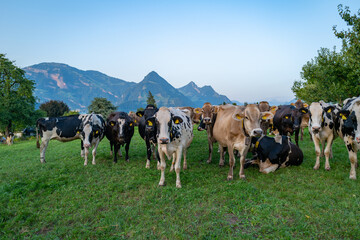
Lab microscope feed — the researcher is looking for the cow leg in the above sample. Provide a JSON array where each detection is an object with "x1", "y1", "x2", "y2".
[
  {"x1": 219, "y1": 145, "x2": 225, "y2": 167},
  {"x1": 300, "y1": 127, "x2": 304, "y2": 141},
  {"x1": 227, "y1": 145, "x2": 235, "y2": 180},
  {"x1": 125, "y1": 142, "x2": 130, "y2": 162},
  {"x1": 91, "y1": 141, "x2": 100, "y2": 165},
  {"x1": 183, "y1": 149, "x2": 188, "y2": 170},
  {"x1": 113, "y1": 143, "x2": 120, "y2": 163},
  {"x1": 39, "y1": 138, "x2": 50, "y2": 163},
  {"x1": 324, "y1": 135, "x2": 334, "y2": 171},
  {"x1": 170, "y1": 153, "x2": 176, "y2": 172},
  {"x1": 295, "y1": 129, "x2": 300, "y2": 146},
  {"x1": 320, "y1": 139, "x2": 325, "y2": 157},
  {"x1": 145, "y1": 141, "x2": 151, "y2": 169},
  {"x1": 348, "y1": 146, "x2": 357, "y2": 180},
  {"x1": 84, "y1": 147, "x2": 90, "y2": 166},
  {"x1": 238, "y1": 147, "x2": 248, "y2": 180},
  {"x1": 259, "y1": 159, "x2": 279, "y2": 173},
  {"x1": 81, "y1": 140, "x2": 85, "y2": 157},
  {"x1": 206, "y1": 136, "x2": 213, "y2": 164},
  {"x1": 109, "y1": 141, "x2": 113, "y2": 156},
  {"x1": 158, "y1": 149, "x2": 166, "y2": 186},
  {"x1": 175, "y1": 148, "x2": 183, "y2": 188},
  {"x1": 313, "y1": 136, "x2": 321, "y2": 170}
]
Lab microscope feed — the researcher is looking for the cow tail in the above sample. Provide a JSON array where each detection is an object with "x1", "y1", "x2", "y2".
[{"x1": 36, "y1": 122, "x2": 40, "y2": 148}]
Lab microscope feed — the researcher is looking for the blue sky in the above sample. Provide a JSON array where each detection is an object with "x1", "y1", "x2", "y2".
[{"x1": 1, "y1": 0, "x2": 360, "y2": 103}]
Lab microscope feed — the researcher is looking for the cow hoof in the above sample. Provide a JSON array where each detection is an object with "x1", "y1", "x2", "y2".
[
  {"x1": 325, "y1": 167, "x2": 330, "y2": 171},
  {"x1": 240, "y1": 174, "x2": 246, "y2": 180},
  {"x1": 313, "y1": 166, "x2": 319, "y2": 170},
  {"x1": 110, "y1": 151, "x2": 113, "y2": 156},
  {"x1": 206, "y1": 160, "x2": 212, "y2": 164},
  {"x1": 145, "y1": 160, "x2": 150, "y2": 169},
  {"x1": 84, "y1": 163, "x2": 88, "y2": 166},
  {"x1": 176, "y1": 183, "x2": 182, "y2": 188},
  {"x1": 349, "y1": 175, "x2": 356, "y2": 180},
  {"x1": 158, "y1": 182, "x2": 166, "y2": 187},
  {"x1": 219, "y1": 163, "x2": 224, "y2": 167},
  {"x1": 126, "y1": 159, "x2": 129, "y2": 162},
  {"x1": 183, "y1": 165, "x2": 187, "y2": 170},
  {"x1": 92, "y1": 162, "x2": 96, "y2": 165},
  {"x1": 227, "y1": 176, "x2": 233, "y2": 181}
]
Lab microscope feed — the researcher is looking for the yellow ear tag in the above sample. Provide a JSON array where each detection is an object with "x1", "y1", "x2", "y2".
[
  {"x1": 77, "y1": 131, "x2": 80, "y2": 134},
  {"x1": 236, "y1": 114, "x2": 242, "y2": 120},
  {"x1": 195, "y1": 110, "x2": 199, "y2": 113},
  {"x1": 255, "y1": 141, "x2": 259, "y2": 148},
  {"x1": 174, "y1": 119, "x2": 179, "y2": 124},
  {"x1": 327, "y1": 109, "x2": 332, "y2": 113},
  {"x1": 138, "y1": 113, "x2": 143, "y2": 117},
  {"x1": 147, "y1": 121, "x2": 153, "y2": 126},
  {"x1": 110, "y1": 122, "x2": 114, "y2": 126},
  {"x1": 130, "y1": 123, "x2": 133, "y2": 126},
  {"x1": 285, "y1": 116, "x2": 289, "y2": 119},
  {"x1": 302, "y1": 110, "x2": 307, "y2": 113},
  {"x1": 96, "y1": 131, "x2": 99, "y2": 134},
  {"x1": 341, "y1": 114, "x2": 347, "y2": 120},
  {"x1": 134, "y1": 120, "x2": 137, "y2": 123},
  {"x1": 262, "y1": 116, "x2": 267, "y2": 120}
]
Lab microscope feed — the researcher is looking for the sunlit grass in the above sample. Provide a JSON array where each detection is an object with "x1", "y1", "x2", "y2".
[{"x1": 0, "y1": 127, "x2": 359, "y2": 239}]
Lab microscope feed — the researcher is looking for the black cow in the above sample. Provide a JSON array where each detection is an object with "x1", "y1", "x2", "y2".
[
  {"x1": 136, "y1": 104, "x2": 159, "y2": 168},
  {"x1": 36, "y1": 114, "x2": 106, "y2": 165},
  {"x1": 272, "y1": 105, "x2": 308, "y2": 146},
  {"x1": 245, "y1": 135, "x2": 303, "y2": 173},
  {"x1": 335, "y1": 96, "x2": 360, "y2": 179},
  {"x1": 105, "y1": 112, "x2": 134, "y2": 163}
]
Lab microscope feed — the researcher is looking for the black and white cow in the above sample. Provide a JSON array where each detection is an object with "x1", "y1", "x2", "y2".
[
  {"x1": 146, "y1": 107, "x2": 193, "y2": 188},
  {"x1": 36, "y1": 114, "x2": 106, "y2": 165},
  {"x1": 336, "y1": 96, "x2": 360, "y2": 179},
  {"x1": 308, "y1": 101, "x2": 337, "y2": 171},
  {"x1": 272, "y1": 105, "x2": 308, "y2": 146},
  {"x1": 136, "y1": 105, "x2": 159, "y2": 168},
  {"x1": 105, "y1": 112, "x2": 134, "y2": 163},
  {"x1": 245, "y1": 135, "x2": 303, "y2": 173}
]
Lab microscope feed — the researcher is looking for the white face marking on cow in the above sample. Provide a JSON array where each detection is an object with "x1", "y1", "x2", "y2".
[
  {"x1": 244, "y1": 104, "x2": 263, "y2": 137},
  {"x1": 117, "y1": 118, "x2": 126, "y2": 136},
  {"x1": 156, "y1": 107, "x2": 172, "y2": 143},
  {"x1": 82, "y1": 124, "x2": 92, "y2": 147},
  {"x1": 309, "y1": 102, "x2": 323, "y2": 132}
]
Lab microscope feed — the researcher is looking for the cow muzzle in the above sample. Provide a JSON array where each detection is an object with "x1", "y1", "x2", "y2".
[
  {"x1": 203, "y1": 117, "x2": 211, "y2": 124},
  {"x1": 251, "y1": 128, "x2": 263, "y2": 137},
  {"x1": 159, "y1": 138, "x2": 169, "y2": 144},
  {"x1": 312, "y1": 126, "x2": 321, "y2": 134}
]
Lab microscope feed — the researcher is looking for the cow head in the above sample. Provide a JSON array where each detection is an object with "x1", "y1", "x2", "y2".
[
  {"x1": 137, "y1": 104, "x2": 159, "y2": 143},
  {"x1": 309, "y1": 102, "x2": 335, "y2": 134},
  {"x1": 232, "y1": 104, "x2": 273, "y2": 137},
  {"x1": 148, "y1": 107, "x2": 183, "y2": 145},
  {"x1": 292, "y1": 107, "x2": 308, "y2": 131},
  {"x1": 79, "y1": 114, "x2": 104, "y2": 148},
  {"x1": 192, "y1": 107, "x2": 202, "y2": 124},
  {"x1": 338, "y1": 99, "x2": 360, "y2": 144},
  {"x1": 108, "y1": 117, "x2": 134, "y2": 144},
  {"x1": 128, "y1": 111, "x2": 140, "y2": 126},
  {"x1": 200, "y1": 102, "x2": 218, "y2": 125}
]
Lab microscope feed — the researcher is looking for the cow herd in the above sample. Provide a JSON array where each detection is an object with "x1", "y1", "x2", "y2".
[{"x1": 35, "y1": 96, "x2": 360, "y2": 187}]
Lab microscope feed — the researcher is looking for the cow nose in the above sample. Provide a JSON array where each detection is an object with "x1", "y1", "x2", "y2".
[
  {"x1": 159, "y1": 138, "x2": 169, "y2": 144},
  {"x1": 356, "y1": 137, "x2": 360, "y2": 144},
  {"x1": 294, "y1": 124, "x2": 300, "y2": 130},
  {"x1": 252, "y1": 129, "x2": 263, "y2": 137},
  {"x1": 203, "y1": 117, "x2": 211, "y2": 124},
  {"x1": 312, "y1": 126, "x2": 320, "y2": 133}
]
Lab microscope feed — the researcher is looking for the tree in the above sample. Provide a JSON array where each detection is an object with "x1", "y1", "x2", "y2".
[
  {"x1": 292, "y1": 5, "x2": 360, "y2": 103},
  {"x1": 0, "y1": 54, "x2": 36, "y2": 136},
  {"x1": 146, "y1": 91, "x2": 157, "y2": 107},
  {"x1": 88, "y1": 97, "x2": 116, "y2": 117},
  {"x1": 63, "y1": 110, "x2": 80, "y2": 116},
  {"x1": 40, "y1": 100, "x2": 70, "y2": 117}
]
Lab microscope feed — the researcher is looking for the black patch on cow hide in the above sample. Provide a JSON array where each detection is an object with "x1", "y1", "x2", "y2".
[{"x1": 347, "y1": 144, "x2": 354, "y2": 152}]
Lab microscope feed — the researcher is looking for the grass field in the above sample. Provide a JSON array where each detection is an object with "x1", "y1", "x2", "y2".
[{"x1": 1, "y1": 127, "x2": 360, "y2": 239}]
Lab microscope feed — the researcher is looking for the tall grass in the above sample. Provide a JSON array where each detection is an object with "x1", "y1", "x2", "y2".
[{"x1": 0, "y1": 127, "x2": 359, "y2": 239}]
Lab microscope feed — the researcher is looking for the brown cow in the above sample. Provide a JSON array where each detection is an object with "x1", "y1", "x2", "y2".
[
  {"x1": 212, "y1": 104, "x2": 273, "y2": 180},
  {"x1": 128, "y1": 111, "x2": 141, "y2": 126},
  {"x1": 258, "y1": 101, "x2": 271, "y2": 134},
  {"x1": 178, "y1": 106, "x2": 202, "y2": 124},
  {"x1": 196, "y1": 102, "x2": 220, "y2": 164}
]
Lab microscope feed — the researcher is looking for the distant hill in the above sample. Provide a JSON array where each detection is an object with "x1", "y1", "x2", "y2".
[
  {"x1": 178, "y1": 81, "x2": 231, "y2": 106},
  {"x1": 24, "y1": 62, "x2": 235, "y2": 112}
]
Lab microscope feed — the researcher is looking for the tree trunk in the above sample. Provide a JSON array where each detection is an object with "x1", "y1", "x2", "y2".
[{"x1": 5, "y1": 120, "x2": 12, "y2": 137}]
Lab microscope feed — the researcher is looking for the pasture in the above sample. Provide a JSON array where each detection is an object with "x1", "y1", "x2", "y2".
[{"x1": 1, "y1": 127, "x2": 360, "y2": 239}]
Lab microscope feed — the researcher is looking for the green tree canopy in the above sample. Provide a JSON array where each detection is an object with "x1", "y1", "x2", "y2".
[
  {"x1": 292, "y1": 5, "x2": 360, "y2": 104},
  {"x1": 88, "y1": 97, "x2": 116, "y2": 118},
  {"x1": 0, "y1": 54, "x2": 36, "y2": 135},
  {"x1": 40, "y1": 100, "x2": 70, "y2": 117},
  {"x1": 146, "y1": 91, "x2": 157, "y2": 107}
]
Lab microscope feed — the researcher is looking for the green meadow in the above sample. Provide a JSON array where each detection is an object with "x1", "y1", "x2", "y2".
[{"x1": 1, "y1": 127, "x2": 359, "y2": 239}]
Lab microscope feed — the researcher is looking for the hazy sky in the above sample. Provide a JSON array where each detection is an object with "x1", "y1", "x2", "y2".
[{"x1": 1, "y1": 0, "x2": 360, "y2": 103}]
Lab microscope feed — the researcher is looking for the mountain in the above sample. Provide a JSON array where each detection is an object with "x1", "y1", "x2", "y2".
[
  {"x1": 24, "y1": 63, "x2": 135, "y2": 111},
  {"x1": 24, "y1": 62, "x2": 233, "y2": 112},
  {"x1": 178, "y1": 81, "x2": 232, "y2": 106}
]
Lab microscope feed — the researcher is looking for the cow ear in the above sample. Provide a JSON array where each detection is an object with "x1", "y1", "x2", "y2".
[
  {"x1": 290, "y1": 103, "x2": 295, "y2": 106},
  {"x1": 173, "y1": 116, "x2": 183, "y2": 124},
  {"x1": 232, "y1": 112, "x2": 245, "y2": 121},
  {"x1": 324, "y1": 106, "x2": 335, "y2": 113},
  {"x1": 303, "y1": 103, "x2": 309, "y2": 108},
  {"x1": 261, "y1": 111, "x2": 274, "y2": 120},
  {"x1": 338, "y1": 110, "x2": 350, "y2": 120},
  {"x1": 213, "y1": 106, "x2": 220, "y2": 113},
  {"x1": 136, "y1": 111, "x2": 144, "y2": 117},
  {"x1": 194, "y1": 108, "x2": 202, "y2": 114},
  {"x1": 300, "y1": 107, "x2": 308, "y2": 114},
  {"x1": 129, "y1": 121, "x2": 134, "y2": 127}
]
